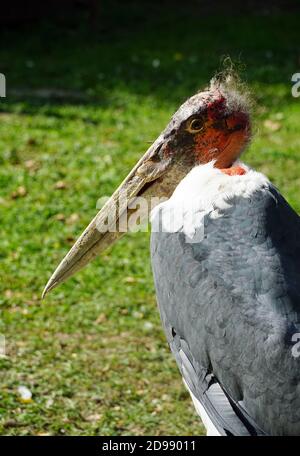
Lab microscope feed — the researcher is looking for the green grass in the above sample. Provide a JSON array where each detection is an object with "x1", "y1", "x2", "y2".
[{"x1": 0, "y1": 2, "x2": 300, "y2": 435}]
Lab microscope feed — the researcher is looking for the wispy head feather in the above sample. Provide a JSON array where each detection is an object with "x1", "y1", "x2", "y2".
[{"x1": 209, "y1": 58, "x2": 254, "y2": 116}]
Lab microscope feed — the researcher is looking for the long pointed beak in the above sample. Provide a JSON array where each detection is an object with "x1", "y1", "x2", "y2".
[{"x1": 43, "y1": 134, "x2": 173, "y2": 297}]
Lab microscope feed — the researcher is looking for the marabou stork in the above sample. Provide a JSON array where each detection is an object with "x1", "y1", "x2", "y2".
[{"x1": 43, "y1": 77, "x2": 300, "y2": 436}]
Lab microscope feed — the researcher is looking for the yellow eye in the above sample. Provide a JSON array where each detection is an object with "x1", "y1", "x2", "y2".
[{"x1": 187, "y1": 117, "x2": 204, "y2": 133}]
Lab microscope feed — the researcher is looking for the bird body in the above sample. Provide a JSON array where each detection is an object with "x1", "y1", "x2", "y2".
[{"x1": 151, "y1": 162, "x2": 300, "y2": 435}]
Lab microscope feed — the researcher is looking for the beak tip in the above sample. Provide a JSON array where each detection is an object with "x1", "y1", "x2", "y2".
[
  {"x1": 41, "y1": 287, "x2": 48, "y2": 299},
  {"x1": 42, "y1": 278, "x2": 58, "y2": 299}
]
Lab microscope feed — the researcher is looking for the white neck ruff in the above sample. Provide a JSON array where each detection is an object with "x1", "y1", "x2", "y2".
[{"x1": 150, "y1": 161, "x2": 270, "y2": 241}]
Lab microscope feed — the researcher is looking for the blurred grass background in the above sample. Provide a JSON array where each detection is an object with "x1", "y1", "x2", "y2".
[{"x1": 0, "y1": 0, "x2": 300, "y2": 436}]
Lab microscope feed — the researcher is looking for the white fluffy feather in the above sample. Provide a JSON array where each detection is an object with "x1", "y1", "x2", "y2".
[
  {"x1": 151, "y1": 161, "x2": 270, "y2": 242},
  {"x1": 182, "y1": 379, "x2": 221, "y2": 436}
]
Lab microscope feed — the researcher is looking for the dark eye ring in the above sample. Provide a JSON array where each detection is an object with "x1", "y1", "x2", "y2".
[{"x1": 187, "y1": 117, "x2": 204, "y2": 133}]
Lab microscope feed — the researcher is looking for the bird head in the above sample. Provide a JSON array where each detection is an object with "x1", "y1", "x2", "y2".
[
  {"x1": 43, "y1": 78, "x2": 251, "y2": 296},
  {"x1": 163, "y1": 83, "x2": 251, "y2": 168}
]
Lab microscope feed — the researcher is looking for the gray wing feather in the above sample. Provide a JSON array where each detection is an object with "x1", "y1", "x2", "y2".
[
  {"x1": 173, "y1": 333, "x2": 266, "y2": 435},
  {"x1": 151, "y1": 183, "x2": 300, "y2": 435}
]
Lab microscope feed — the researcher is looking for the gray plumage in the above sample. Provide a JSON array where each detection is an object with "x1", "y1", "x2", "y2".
[{"x1": 151, "y1": 182, "x2": 300, "y2": 435}]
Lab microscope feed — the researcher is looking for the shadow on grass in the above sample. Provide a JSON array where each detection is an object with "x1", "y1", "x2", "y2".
[{"x1": 0, "y1": 1, "x2": 299, "y2": 115}]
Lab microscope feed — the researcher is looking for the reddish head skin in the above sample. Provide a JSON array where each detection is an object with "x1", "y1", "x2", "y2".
[
  {"x1": 220, "y1": 166, "x2": 246, "y2": 176},
  {"x1": 183, "y1": 89, "x2": 251, "y2": 173}
]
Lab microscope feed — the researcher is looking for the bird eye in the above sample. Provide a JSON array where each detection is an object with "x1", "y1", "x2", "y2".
[{"x1": 187, "y1": 117, "x2": 204, "y2": 133}]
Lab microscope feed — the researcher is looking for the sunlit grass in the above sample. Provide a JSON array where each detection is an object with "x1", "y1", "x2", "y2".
[{"x1": 0, "y1": 4, "x2": 299, "y2": 435}]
